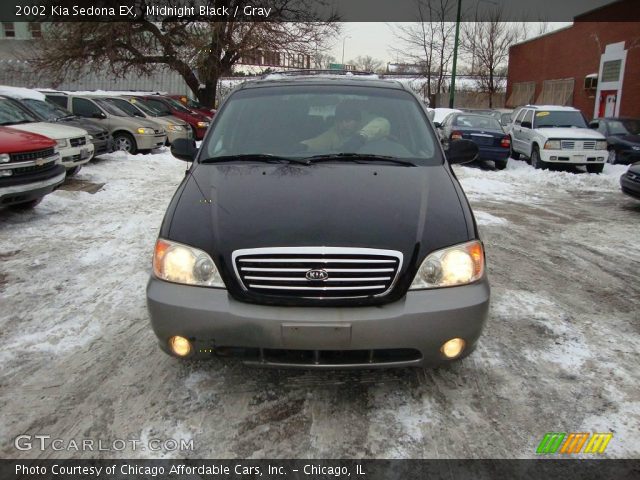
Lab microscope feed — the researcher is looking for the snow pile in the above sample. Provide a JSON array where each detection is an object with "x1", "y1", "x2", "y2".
[
  {"x1": 474, "y1": 210, "x2": 508, "y2": 226},
  {"x1": 0, "y1": 85, "x2": 46, "y2": 101}
]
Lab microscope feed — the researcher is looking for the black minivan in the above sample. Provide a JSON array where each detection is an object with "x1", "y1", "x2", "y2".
[{"x1": 147, "y1": 74, "x2": 489, "y2": 368}]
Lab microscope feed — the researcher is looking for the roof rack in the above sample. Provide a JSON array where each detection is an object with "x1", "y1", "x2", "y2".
[{"x1": 260, "y1": 69, "x2": 377, "y2": 79}]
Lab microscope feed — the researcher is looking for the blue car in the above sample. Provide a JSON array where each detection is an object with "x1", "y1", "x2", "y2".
[{"x1": 437, "y1": 113, "x2": 511, "y2": 169}]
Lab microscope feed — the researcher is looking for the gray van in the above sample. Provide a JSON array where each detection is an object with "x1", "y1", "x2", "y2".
[{"x1": 46, "y1": 93, "x2": 167, "y2": 154}]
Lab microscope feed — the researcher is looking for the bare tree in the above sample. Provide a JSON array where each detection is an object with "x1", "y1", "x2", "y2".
[
  {"x1": 389, "y1": 0, "x2": 456, "y2": 100},
  {"x1": 32, "y1": 0, "x2": 338, "y2": 107},
  {"x1": 461, "y1": 9, "x2": 524, "y2": 107},
  {"x1": 350, "y1": 55, "x2": 384, "y2": 73}
]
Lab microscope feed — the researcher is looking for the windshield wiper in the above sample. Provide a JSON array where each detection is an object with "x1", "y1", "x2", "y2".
[
  {"x1": 305, "y1": 153, "x2": 416, "y2": 167},
  {"x1": 0, "y1": 120, "x2": 33, "y2": 125},
  {"x1": 199, "y1": 154, "x2": 310, "y2": 165}
]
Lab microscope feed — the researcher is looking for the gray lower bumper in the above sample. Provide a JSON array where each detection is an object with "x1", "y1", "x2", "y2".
[{"x1": 146, "y1": 276, "x2": 490, "y2": 367}]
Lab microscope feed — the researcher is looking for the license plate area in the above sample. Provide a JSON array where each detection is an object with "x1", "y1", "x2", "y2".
[
  {"x1": 80, "y1": 148, "x2": 90, "y2": 159},
  {"x1": 281, "y1": 323, "x2": 351, "y2": 348}
]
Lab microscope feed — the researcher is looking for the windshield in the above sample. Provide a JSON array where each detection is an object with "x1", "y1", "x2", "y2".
[
  {"x1": 163, "y1": 96, "x2": 193, "y2": 113},
  {"x1": 452, "y1": 114, "x2": 502, "y2": 130},
  {"x1": 533, "y1": 111, "x2": 588, "y2": 128},
  {"x1": 94, "y1": 98, "x2": 127, "y2": 117},
  {"x1": 608, "y1": 119, "x2": 640, "y2": 135},
  {"x1": 136, "y1": 98, "x2": 172, "y2": 116},
  {"x1": 128, "y1": 98, "x2": 159, "y2": 116},
  {"x1": 23, "y1": 98, "x2": 71, "y2": 121},
  {"x1": 0, "y1": 98, "x2": 37, "y2": 125},
  {"x1": 203, "y1": 85, "x2": 440, "y2": 165},
  {"x1": 104, "y1": 98, "x2": 145, "y2": 117}
]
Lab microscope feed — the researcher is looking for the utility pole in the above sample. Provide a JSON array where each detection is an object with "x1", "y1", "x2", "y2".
[{"x1": 449, "y1": 0, "x2": 462, "y2": 108}]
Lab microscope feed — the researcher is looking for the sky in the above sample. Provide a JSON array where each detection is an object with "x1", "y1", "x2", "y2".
[{"x1": 326, "y1": 22, "x2": 574, "y2": 67}]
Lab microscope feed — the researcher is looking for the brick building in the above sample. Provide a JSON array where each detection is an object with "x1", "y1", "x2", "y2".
[{"x1": 506, "y1": 0, "x2": 640, "y2": 120}]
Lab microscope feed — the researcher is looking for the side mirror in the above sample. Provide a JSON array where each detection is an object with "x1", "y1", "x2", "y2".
[
  {"x1": 446, "y1": 139, "x2": 478, "y2": 165},
  {"x1": 92, "y1": 112, "x2": 107, "y2": 119},
  {"x1": 171, "y1": 138, "x2": 197, "y2": 162},
  {"x1": 521, "y1": 120, "x2": 532, "y2": 129}
]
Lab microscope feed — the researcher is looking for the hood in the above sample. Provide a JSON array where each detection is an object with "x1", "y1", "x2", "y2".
[
  {"x1": 613, "y1": 134, "x2": 640, "y2": 146},
  {"x1": 6, "y1": 122, "x2": 88, "y2": 140},
  {"x1": 629, "y1": 162, "x2": 640, "y2": 175},
  {"x1": 537, "y1": 127, "x2": 605, "y2": 140},
  {"x1": 58, "y1": 118, "x2": 104, "y2": 135},
  {"x1": 165, "y1": 163, "x2": 471, "y2": 301},
  {"x1": 144, "y1": 115, "x2": 188, "y2": 129},
  {"x1": 0, "y1": 126, "x2": 56, "y2": 153},
  {"x1": 110, "y1": 115, "x2": 160, "y2": 130}
]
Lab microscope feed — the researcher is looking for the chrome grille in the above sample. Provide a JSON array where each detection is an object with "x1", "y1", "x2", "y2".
[
  {"x1": 70, "y1": 137, "x2": 86, "y2": 147},
  {"x1": 561, "y1": 140, "x2": 575, "y2": 150},
  {"x1": 582, "y1": 141, "x2": 596, "y2": 150},
  {"x1": 561, "y1": 140, "x2": 597, "y2": 150},
  {"x1": 9, "y1": 147, "x2": 56, "y2": 163},
  {"x1": 233, "y1": 247, "x2": 403, "y2": 299}
]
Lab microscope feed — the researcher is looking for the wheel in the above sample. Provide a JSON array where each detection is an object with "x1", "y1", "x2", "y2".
[
  {"x1": 531, "y1": 145, "x2": 548, "y2": 170},
  {"x1": 9, "y1": 197, "x2": 42, "y2": 210},
  {"x1": 113, "y1": 133, "x2": 137, "y2": 154},
  {"x1": 510, "y1": 139, "x2": 520, "y2": 159},
  {"x1": 587, "y1": 163, "x2": 604, "y2": 174},
  {"x1": 494, "y1": 160, "x2": 508, "y2": 170},
  {"x1": 66, "y1": 165, "x2": 81, "y2": 177},
  {"x1": 607, "y1": 148, "x2": 618, "y2": 164}
]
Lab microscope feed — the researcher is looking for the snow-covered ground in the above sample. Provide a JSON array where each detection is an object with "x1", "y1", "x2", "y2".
[{"x1": 0, "y1": 151, "x2": 638, "y2": 459}]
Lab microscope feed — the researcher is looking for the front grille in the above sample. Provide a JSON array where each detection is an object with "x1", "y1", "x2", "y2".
[
  {"x1": 62, "y1": 154, "x2": 81, "y2": 163},
  {"x1": 583, "y1": 141, "x2": 596, "y2": 150},
  {"x1": 233, "y1": 247, "x2": 403, "y2": 299},
  {"x1": 9, "y1": 147, "x2": 56, "y2": 163},
  {"x1": 11, "y1": 162, "x2": 56, "y2": 176},
  {"x1": 70, "y1": 137, "x2": 86, "y2": 147},
  {"x1": 94, "y1": 132, "x2": 108, "y2": 141},
  {"x1": 561, "y1": 140, "x2": 596, "y2": 150}
]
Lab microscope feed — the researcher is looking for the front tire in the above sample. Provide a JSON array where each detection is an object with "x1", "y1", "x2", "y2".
[
  {"x1": 531, "y1": 145, "x2": 548, "y2": 170},
  {"x1": 587, "y1": 163, "x2": 604, "y2": 174},
  {"x1": 66, "y1": 165, "x2": 81, "y2": 177},
  {"x1": 113, "y1": 133, "x2": 137, "y2": 154}
]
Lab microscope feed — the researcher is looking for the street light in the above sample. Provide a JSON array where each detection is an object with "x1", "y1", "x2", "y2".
[
  {"x1": 449, "y1": 0, "x2": 462, "y2": 108},
  {"x1": 341, "y1": 35, "x2": 351, "y2": 66}
]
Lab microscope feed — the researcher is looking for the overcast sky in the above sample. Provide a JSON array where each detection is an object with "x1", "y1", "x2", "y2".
[{"x1": 326, "y1": 22, "x2": 574, "y2": 67}]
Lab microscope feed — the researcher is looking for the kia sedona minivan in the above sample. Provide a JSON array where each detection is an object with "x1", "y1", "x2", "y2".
[{"x1": 146, "y1": 75, "x2": 489, "y2": 368}]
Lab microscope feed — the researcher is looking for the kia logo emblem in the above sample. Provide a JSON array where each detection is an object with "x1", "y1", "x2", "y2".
[{"x1": 305, "y1": 269, "x2": 329, "y2": 281}]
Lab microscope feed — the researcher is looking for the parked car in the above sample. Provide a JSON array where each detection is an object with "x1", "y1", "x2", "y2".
[
  {"x1": 510, "y1": 105, "x2": 608, "y2": 172},
  {"x1": 99, "y1": 96, "x2": 192, "y2": 145},
  {"x1": 437, "y1": 113, "x2": 511, "y2": 170},
  {"x1": 620, "y1": 162, "x2": 640, "y2": 200},
  {"x1": 168, "y1": 94, "x2": 216, "y2": 119},
  {"x1": 0, "y1": 96, "x2": 93, "y2": 176},
  {"x1": 432, "y1": 107, "x2": 462, "y2": 126},
  {"x1": 147, "y1": 75, "x2": 488, "y2": 368},
  {"x1": 0, "y1": 126, "x2": 65, "y2": 209},
  {"x1": 131, "y1": 95, "x2": 210, "y2": 140},
  {"x1": 588, "y1": 117, "x2": 640, "y2": 165},
  {"x1": 45, "y1": 93, "x2": 167, "y2": 154},
  {"x1": 7, "y1": 96, "x2": 112, "y2": 158}
]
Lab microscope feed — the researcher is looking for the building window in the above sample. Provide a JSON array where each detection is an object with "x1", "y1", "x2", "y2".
[
  {"x1": 507, "y1": 81, "x2": 536, "y2": 107},
  {"x1": 601, "y1": 60, "x2": 621, "y2": 82},
  {"x1": 2, "y1": 22, "x2": 15, "y2": 38},
  {"x1": 536, "y1": 78, "x2": 575, "y2": 105},
  {"x1": 29, "y1": 23, "x2": 42, "y2": 38}
]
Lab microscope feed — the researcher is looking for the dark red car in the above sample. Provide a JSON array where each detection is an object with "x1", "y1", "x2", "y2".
[
  {"x1": 133, "y1": 96, "x2": 211, "y2": 140},
  {"x1": 169, "y1": 95, "x2": 216, "y2": 119},
  {"x1": 0, "y1": 126, "x2": 66, "y2": 209}
]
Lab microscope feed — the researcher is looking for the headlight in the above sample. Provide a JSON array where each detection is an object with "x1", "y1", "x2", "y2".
[
  {"x1": 544, "y1": 140, "x2": 561, "y2": 150},
  {"x1": 153, "y1": 238, "x2": 225, "y2": 288},
  {"x1": 596, "y1": 140, "x2": 607, "y2": 150},
  {"x1": 167, "y1": 124, "x2": 183, "y2": 132},
  {"x1": 409, "y1": 240, "x2": 484, "y2": 290},
  {"x1": 56, "y1": 139, "x2": 68, "y2": 148},
  {"x1": 0, "y1": 153, "x2": 10, "y2": 163},
  {"x1": 137, "y1": 127, "x2": 154, "y2": 135},
  {"x1": 197, "y1": 121, "x2": 209, "y2": 128}
]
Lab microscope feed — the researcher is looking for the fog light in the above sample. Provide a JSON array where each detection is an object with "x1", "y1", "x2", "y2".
[
  {"x1": 441, "y1": 338, "x2": 465, "y2": 359},
  {"x1": 169, "y1": 336, "x2": 192, "y2": 357}
]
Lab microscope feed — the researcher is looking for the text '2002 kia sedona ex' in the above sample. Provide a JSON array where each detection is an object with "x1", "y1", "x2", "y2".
[{"x1": 146, "y1": 75, "x2": 489, "y2": 368}]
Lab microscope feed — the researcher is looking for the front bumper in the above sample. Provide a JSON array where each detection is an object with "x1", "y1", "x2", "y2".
[
  {"x1": 60, "y1": 143, "x2": 94, "y2": 168},
  {"x1": 616, "y1": 149, "x2": 640, "y2": 165},
  {"x1": 540, "y1": 148, "x2": 607, "y2": 164},
  {"x1": 0, "y1": 166, "x2": 66, "y2": 207},
  {"x1": 92, "y1": 137, "x2": 113, "y2": 157},
  {"x1": 135, "y1": 133, "x2": 167, "y2": 150},
  {"x1": 166, "y1": 128, "x2": 192, "y2": 145},
  {"x1": 146, "y1": 277, "x2": 490, "y2": 368},
  {"x1": 620, "y1": 172, "x2": 640, "y2": 199}
]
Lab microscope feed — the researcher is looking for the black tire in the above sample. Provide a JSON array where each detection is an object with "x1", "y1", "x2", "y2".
[
  {"x1": 494, "y1": 160, "x2": 508, "y2": 170},
  {"x1": 66, "y1": 165, "x2": 81, "y2": 177},
  {"x1": 587, "y1": 163, "x2": 604, "y2": 174},
  {"x1": 9, "y1": 197, "x2": 43, "y2": 210},
  {"x1": 113, "y1": 132, "x2": 137, "y2": 154},
  {"x1": 607, "y1": 148, "x2": 618, "y2": 164},
  {"x1": 510, "y1": 139, "x2": 520, "y2": 159},
  {"x1": 531, "y1": 145, "x2": 548, "y2": 170}
]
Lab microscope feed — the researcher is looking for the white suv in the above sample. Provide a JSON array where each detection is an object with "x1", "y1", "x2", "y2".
[{"x1": 509, "y1": 105, "x2": 608, "y2": 173}]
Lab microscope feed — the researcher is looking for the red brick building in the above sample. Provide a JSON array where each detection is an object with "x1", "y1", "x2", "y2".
[{"x1": 506, "y1": 0, "x2": 640, "y2": 120}]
